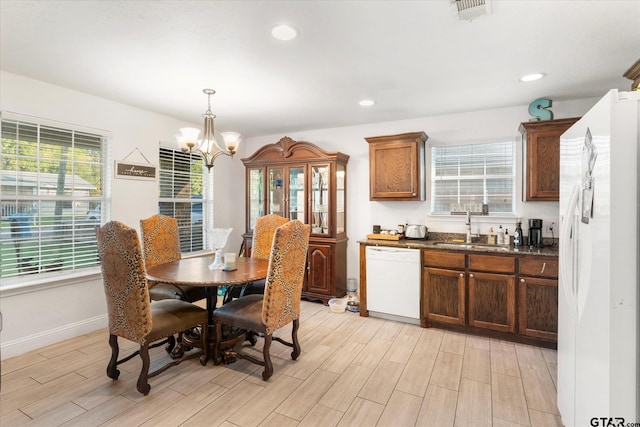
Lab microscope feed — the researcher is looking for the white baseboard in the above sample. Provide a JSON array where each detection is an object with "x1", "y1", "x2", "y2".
[{"x1": 1, "y1": 314, "x2": 108, "y2": 360}]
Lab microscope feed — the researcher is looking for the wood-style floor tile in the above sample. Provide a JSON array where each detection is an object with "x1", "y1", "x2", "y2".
[
  {"x1": 357, "y1": 359, "x2": 405, "y2": 405},
  {"x1": 441, "y1": 331, "x2": 467, "y2": 355},
  {"x1": 376, "y1": 390, "x2": 422, "y2": 427},
  {"x1": 318, "y1": 364, "x2": 373, "y2": 412},
  {"x1": 337, "y1": 397, "x2": 384, "y2": 427},
  {"x1": 274, "y1": 369, "x2": 339, "y2": 420},
  {"x1": 462, "y1": 347, "x2": 491, "y2": 384},
  {"x1": 416, "y1": 385, "x2": 458, "y2": 426},
  {"x1": 520, "y1": 367, "x2": 560, "y2": 415},
  {"x1": 455, "y1": 379, "x2": 492, "y2": 427},
  {"x1": 491, "y1": 372, "x2": 531, "y2": 426},
  {"x1": 528, "y1": 409, "x2": 563, "y2": 427},
  {"x1": 429, "y1": 351, "x2": 463, "y2": 391}
]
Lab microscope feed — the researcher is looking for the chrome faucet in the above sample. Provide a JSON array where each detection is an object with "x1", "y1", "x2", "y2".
[{"x1": 466, "y1": 209, "x2": 472, "y2": 243}]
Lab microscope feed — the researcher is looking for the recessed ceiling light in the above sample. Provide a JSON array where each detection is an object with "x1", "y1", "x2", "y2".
[
  {"x1": 271, "y1": 24, "x2": 298, "y2": 41},
  {"x1": 359, "y1": 99, "x2": 375, "y2": 107},
  {"x1": 519, "y1": 73, "x2": 546, "y2": 82}
]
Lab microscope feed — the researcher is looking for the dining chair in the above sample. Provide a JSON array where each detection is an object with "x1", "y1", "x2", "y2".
[
  {"x1": 227, "y1": 214, "x2": 289, "y2": 301},
  {"x1": 212, "y1": 220, "x2": 310, "y2": 380},
  {"x1": 97, "y1": 221, "x2": 208, "y2": 395},
  {"x1": 140, "y1": 214, "x2": 206, "y2": 303}
]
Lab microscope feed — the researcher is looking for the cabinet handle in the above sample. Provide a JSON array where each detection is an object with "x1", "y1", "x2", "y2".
[
  {"x1": 540, "y1": 262, "x2": 546, "y2": 274},
  {"x1": 520, "y1": 278, "x2": 526, "y2": 283},
  {"x1": 469, "y1": 273, "x2": 474, "y2": 278},
  {"x1": 459, "y1": 273, "x2": 464, "y2": 277},
  {"x1": 412, "y1": 193, "x2": 416, "y2": 196}
]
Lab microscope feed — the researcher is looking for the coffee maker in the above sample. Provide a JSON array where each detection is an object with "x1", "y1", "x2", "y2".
[{"x1": 528, "y1": 218, "x2": 543, "y2": 248}]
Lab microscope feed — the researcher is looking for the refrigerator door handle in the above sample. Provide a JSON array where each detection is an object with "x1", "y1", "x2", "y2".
[{"x1": 560, "y1": 182, "x2": 581, "y2": 320}]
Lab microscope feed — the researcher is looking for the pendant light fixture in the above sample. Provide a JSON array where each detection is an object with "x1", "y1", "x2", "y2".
[{"x1": 176, "y1": 89, "x2": 240, "y2": 170}]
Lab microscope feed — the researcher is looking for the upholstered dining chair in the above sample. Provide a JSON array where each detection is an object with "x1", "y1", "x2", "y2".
[
  {"x1": 212, "y1": 220, "x2": 310, "y2": 380},
  {"x1": 97, "y1": 221, "x2": 208, "y2": 395},
  {"x1": 227, "y1": 214, "x2": 289, "y2": 301},
  {"x1": 140, "y1": 214, "x2": 206, "y2": 303}
]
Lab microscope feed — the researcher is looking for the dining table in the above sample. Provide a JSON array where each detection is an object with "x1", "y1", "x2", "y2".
[{"x1": 146, "y1": 255, "x2": 269, "y2": 364}]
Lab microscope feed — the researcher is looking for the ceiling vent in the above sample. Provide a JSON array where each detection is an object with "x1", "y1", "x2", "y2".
[{"x1": 451, "y1": 0, "x2": 490, "y2": 21}]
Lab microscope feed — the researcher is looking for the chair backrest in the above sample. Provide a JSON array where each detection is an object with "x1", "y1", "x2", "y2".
[
  {"x1": 261, "y1": 220, "x2": 311, "y2": 334},
  {"x1": 140, "y1": 214, "x2": 182, "y2": 269},
  {"x1": 251, "y1": 214, "x2": 289, "y2": 260},
  {"x1": 97, "y1": 221, "x2": 152, "y2": 345}
]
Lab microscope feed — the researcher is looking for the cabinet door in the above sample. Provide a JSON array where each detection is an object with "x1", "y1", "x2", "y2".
[
  {"x1": 307, "y1": 244, "x2": 332, "y2": 295},
  {"x1": 287, "y1": 165, "x2": 306, "y2": 223},
  {"x1": 518, "y1": 277, "x2": 558, "y2": 342},
  {"x1": 423, "y1": 267, "x2": 465, "y2": 325},
  {"x1": 246, "y1": 167, "x2": 265, "y2": 232},
  {"x1": 468, "y1": 272, "x2": 516, "y2": 332},
  {"x1": 268, "y1": 167, "x2": 286, "y2": 217},
  {"x1": 520, "y1": 118, "x2": 579, "y2": 201},
  {"x1": 310, "y1": 164, "x2": 330, "y2": 236}
]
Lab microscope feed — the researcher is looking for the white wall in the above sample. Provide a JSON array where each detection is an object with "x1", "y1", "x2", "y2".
[
  {"x1": 0, "y1": 70, "x2": 599, "y2": 359},
  {"x1": 242, "y1": 97, "x2": 598, "y2": 287},
  {"x1": 0, "y1": 72, "x2": 245, "y2": 359}
]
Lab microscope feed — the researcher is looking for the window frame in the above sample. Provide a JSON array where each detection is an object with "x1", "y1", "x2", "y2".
[
  {"x1": 430, "y1": 139, "x2": 517, "y2": 216},
  {"x1": 0, "y1": 112, "x2": 111, "y2": 286}
]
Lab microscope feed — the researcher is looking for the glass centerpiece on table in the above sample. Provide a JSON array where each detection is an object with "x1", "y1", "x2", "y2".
[{"x1": 207, "y1": 228, "x2": 232, "y2": 270}]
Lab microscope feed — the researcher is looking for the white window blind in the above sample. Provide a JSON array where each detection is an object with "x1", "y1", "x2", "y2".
[
  {"x1": 158, "y1": 147, "x2": 208, "y2": 253},
  {"x1": 431, "y1": 141, "x2": 515, "y2": 214},
  {"x1": 0, "y1": 115, "x2": 108, "y2": 280}
]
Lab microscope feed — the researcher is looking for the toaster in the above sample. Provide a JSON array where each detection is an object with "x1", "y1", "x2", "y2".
[{"x1": 404, "y1": 224, "x2": 428, "y2": 239}]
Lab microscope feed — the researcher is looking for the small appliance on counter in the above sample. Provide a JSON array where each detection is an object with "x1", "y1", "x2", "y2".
[
  {"x1": 528, "y1": 218, "x2": 543, "y2": 247},
  {"x1": 404, "y1": 224, "x2": 428, "y2": 239}
]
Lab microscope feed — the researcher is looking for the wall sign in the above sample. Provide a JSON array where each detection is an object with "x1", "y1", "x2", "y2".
[{"x1": 115, "y1": 148, "x2": 156, "y2": 180}]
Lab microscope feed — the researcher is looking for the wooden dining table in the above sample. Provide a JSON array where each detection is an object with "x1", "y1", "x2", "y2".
[{"x1": 146, "y1": 255, "x2": 269, "y2": 364}]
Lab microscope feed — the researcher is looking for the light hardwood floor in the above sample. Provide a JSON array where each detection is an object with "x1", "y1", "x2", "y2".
[{"x1": 1, "y1": 300, "x2": 563, "y2": 427}]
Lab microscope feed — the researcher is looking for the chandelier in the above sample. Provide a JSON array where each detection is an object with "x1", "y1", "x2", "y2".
[{"x1": 176, "y1": 89, "x2": 240, "y2": 170}]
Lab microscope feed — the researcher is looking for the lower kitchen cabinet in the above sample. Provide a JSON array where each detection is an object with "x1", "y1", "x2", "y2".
[
  {"x1": 518, "y1": 257, "x2": 559, "y2": 342},
  {"x1": 306, "y1": 243, "x2": 332, "y2": 296},
  {"x1": 423, "y1": 267, "x2": 465, "y2": 325},
  {"x1": 468, "y1": 271, "x2": 516, "y2": 333}
]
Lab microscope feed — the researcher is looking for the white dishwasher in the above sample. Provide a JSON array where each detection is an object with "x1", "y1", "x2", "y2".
[{"x1": 365, "y1": 246, "x2": 421, "y2": 323}]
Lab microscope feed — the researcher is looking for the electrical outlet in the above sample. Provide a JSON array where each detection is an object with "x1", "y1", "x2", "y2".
[{"x1": 546, "y1": 222, "x2": 555, "y2": 233}]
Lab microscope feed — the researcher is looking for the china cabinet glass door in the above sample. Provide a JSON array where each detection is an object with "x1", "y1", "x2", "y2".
[
  {"x1": 311, "y1": 164, "x2": 330, "y2": 235},
  {"x1": 247, "y1": 168, "x2": 264, "y2": 231},
  {"x1": 336, "y1": 163, "x2": 346, "y2": 235},
  {"x1": 268, "y1": 167, "x2": 285, "y2": 217},
  {"x1": 288, "y1": 166, "x2": 306, "y2": 222}
]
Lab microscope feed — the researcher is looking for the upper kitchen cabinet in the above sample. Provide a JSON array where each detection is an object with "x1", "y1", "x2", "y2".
[
  {"x1": 242, "y1": 137, "x2": 349, "y2": 303},
  {"x1": 520, "y1": 118, "x2": 579, "y2": 201},
  {"x1": 365, "y1": 132, "x2": 428, "y2": 201}
]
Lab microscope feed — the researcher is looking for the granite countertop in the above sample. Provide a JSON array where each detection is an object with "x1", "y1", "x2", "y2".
[{"x1": 358, "y1": 237, "x2": 559, "y2": 257}]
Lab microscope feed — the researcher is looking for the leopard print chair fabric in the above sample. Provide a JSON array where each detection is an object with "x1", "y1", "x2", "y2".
[
  {"x1": 97, "y1": 221, "x2": 208, "y2": 395},
  {"x1": 140, "y1": 214, "x2": 206, "y2": 302},
  {"x1": 212, "y1": 220, "x2": 310, "y2": 380},
  {"x1": 251, "y1": 214, "x2": 289, "y2": 260}
]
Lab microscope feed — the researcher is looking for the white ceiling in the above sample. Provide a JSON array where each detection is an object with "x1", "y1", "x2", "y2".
[{"x1": 1, "y1": 1, "x2": 639, "y2": 138}]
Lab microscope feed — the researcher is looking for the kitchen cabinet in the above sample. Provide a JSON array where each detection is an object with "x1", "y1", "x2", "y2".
[
  {"x1": 242, "y1": 137, "x2": 349, "y2": 303},
  {"x1": 468, "y1": 254, "x2": 516, "y2": 333},
  {"x1": 365, "y1": 132, "x2": 428, "y2": 201},
  {"x1": 422, "y1": 251, "x2": 466, "y2": 326},
  {"x1": 518, "y1": 257, "x2": 559, "y2": 342},
  {"x1": 520, "y1": 117, "x2": 580, "y2": 201}
]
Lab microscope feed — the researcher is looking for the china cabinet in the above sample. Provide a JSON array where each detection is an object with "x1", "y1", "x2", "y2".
[{"x1": 242, "y1": 137, "x2": 349, "y2": 303}]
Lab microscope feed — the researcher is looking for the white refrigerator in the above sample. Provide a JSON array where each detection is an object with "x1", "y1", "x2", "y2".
[{"x1": 558, "y1": 89, "x2": 639, "y2": 426}]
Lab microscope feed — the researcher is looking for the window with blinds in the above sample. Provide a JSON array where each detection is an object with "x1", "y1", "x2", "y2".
[
  {"x1": 0, "y1": 116, "x2": 108, "y2": 280},
  {"x1": 158, "y1": 147, "x2": 207, "y2": 253},
  {"x1": 431, "y1": 141, "x2": 516, "y2": 215}
]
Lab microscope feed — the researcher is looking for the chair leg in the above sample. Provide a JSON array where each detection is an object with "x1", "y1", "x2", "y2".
[
  {"x1": 137, "y1": 343, "x2": 151, "y2": 395},
  {"x1": 165, "y1": 334, "x2": 176, "y2": 354},
  {"x1": 291, "y1": 319, "x2": 301, "y2": 360},
  {"x1": 107, "y1": 334, "x2": 120, "y2": 380},
  {"x1": 262, "y1": 334, "x2": 273, "y2": 381}
]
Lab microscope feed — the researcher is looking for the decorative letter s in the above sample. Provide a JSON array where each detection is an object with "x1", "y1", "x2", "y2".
[{"x1": 528, "y1": 98, "x2": 554, "y2": 121}]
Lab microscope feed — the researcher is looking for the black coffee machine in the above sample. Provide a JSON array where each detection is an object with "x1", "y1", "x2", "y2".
[{"x1": 528, "y1": 218, "x2": 543, "y2": 247}]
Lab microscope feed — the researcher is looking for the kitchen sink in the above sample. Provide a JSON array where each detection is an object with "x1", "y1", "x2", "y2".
[{"x1": 433, "y1": 241, "x2": 510, "y2": 252}]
